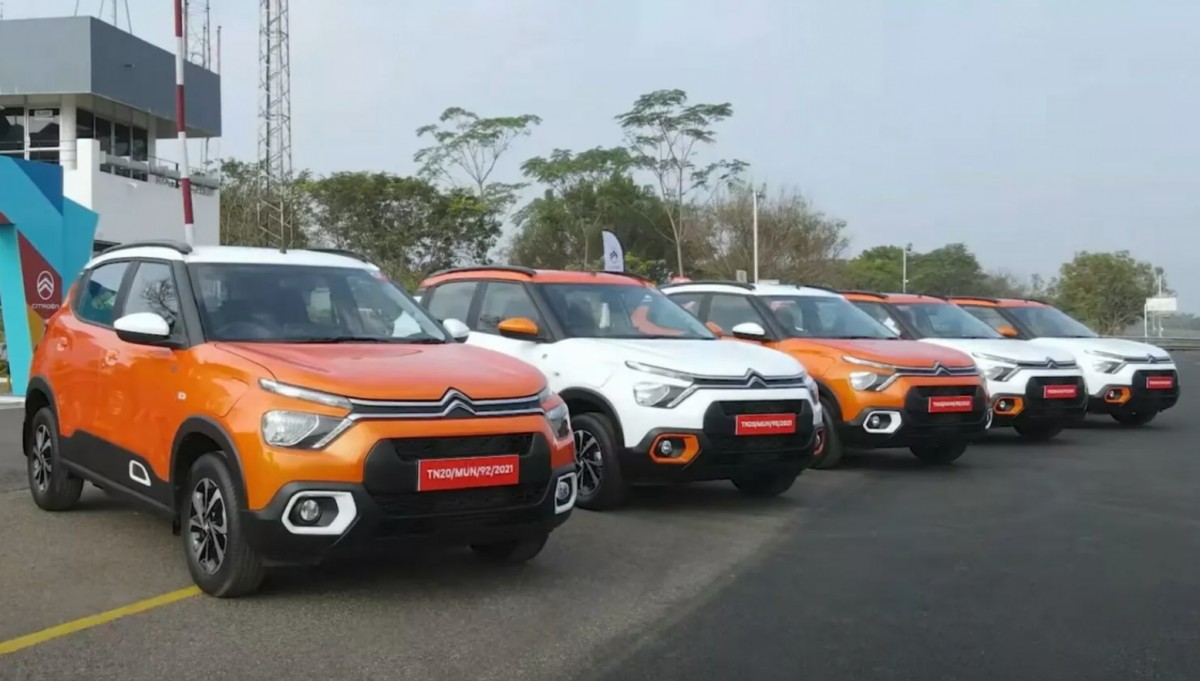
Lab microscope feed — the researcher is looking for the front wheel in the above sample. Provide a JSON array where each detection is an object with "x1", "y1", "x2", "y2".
[
  {"x1": 26, "y1": 408, "x2": 84, "y2": 512},
  {"x1": 182, "y1": 453, "x2": 265, "y2": 598},
  {"x1": 810, "y1": 398, "x2": 845, "y2": 470},
  {"x1": 572, "y1": 413, "x2": 629, "y2": 511},
  {"x1": 732, "y1": 471, "x2": 799, "y2": 498},
  {"x1": 470, "y1": 532, "x2": 549, "y2": 564},
  {"x1": 1013, "y1": 421, "x2": 1065, "y2": 442},
  {"x1": 909, "y1": 440, "x2": 968, "y2": 465},
  {"x1": 1112, "y1": 411, "x2": 1157, "y2": 427}
]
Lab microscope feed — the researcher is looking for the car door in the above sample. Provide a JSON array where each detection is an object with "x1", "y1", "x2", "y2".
[
  {"x1": 98, "y1": 259, "x2": 187, "y2": 502},
  {"x1": 423, "y1": 280, "x2": 479, "y2": 329},
  {"x1": 462, "y1": 280, "x2": 550, "y2": 364},
  {"x1": 60, "y1": 260, "x2": 133, "y2": 441}
]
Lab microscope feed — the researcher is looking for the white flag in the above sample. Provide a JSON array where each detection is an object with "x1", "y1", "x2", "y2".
[{"x1": 601, "y1": 230, "x2": 624, "y2": 272}]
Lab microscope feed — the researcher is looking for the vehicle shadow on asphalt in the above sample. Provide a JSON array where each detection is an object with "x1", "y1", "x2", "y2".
[{"x1": 622, "y1": 482, "x2": 799, "y2": 513}]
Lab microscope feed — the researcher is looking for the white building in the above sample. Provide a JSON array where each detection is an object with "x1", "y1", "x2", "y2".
[{"x1": 0, "y1": 16, "x2": 221, "y2": 250}]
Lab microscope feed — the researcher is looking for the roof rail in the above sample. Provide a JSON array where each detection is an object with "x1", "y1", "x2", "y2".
[
  {"x1": 660, "y1": 279, "x2": 756, "y2": 290},
  {"x1": 427, "y1": 265, "x2": 538, "y2": 278},
  {"x1": 838, "y1": 289, "x2": 887, "y2": 299},
  {"x1": 306, "y1": 247, "x2": 375, "y2": 263},
  {"x1": 790, "y1": 282, "x2": 838, "y2": 293},
  {"x1": 98, "y1": 240, "x2": 193, "y2": 256},
  {"x1": 593, "y1": 270, "x2": 653, "y2": 283},
  {"x1": 948, "y1": 295, "x2": 1000, "y2": 303}
]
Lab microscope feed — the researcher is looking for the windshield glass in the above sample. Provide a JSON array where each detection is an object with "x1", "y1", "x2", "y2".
[
  {"x1": 538, "y1": 283, "x2": 715, "y2": 340},
  {"x1": 890, "y1": 302, "x2": 1003, "y2": 339},
  {"x1": 1006, "y1": 305, "x2": 1098, "y2": 338},
  {"x1": 190, "y1": 263, "x2": 449, "y2": 343},
  {"x1": 764, "y1": 295, "x2": 898, "y2": 339}
]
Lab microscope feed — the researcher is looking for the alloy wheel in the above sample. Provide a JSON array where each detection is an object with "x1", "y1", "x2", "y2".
[
  {"x1": 573, "y1": 428, "x2": 604, "y2": 497},
  {"x1": 31, "y1": 424, "x2": 52, "y2": 492},
  {"x1": 188, "y1": 478, "x2": 229, "y2": 575}
]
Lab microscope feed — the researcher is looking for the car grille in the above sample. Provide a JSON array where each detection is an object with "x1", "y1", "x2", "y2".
[
  {"x1": 362, "y1": 432, "x2": 550, "y2": 498},
  {"x1": 385, "y1": 434, "x2": 534, "y2": 461},
  {"x1": 1131, "y1": 369, "x2": 1180, "y2": 399},
  {"x1": 701, "y1": 400, "x2": 815, "y2": 464},
  {"x1": 1024, "y1": 376, "x2": 1087, "y2": 413},
  {"x1": 902, "y1": 385, "x2": 988, "y2": 428}
]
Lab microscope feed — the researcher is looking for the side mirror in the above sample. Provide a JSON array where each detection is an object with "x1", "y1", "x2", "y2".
[
  {"x1": 442, "y1": 318, "x2": 471, "y2": 342},
  {"x1": 997, "y1": 325, "x2": 1019, "y2": 338},
  {"x1": 730, "y1": 322, "x2": 767, "y2": 341},
  {"x1": 113, "y1": 312, "x2": 177, "y2": 347},
  {"x1": 497, "y1": 317, "x2": 541, "y2": 340},
  {"x1": 705, "y1": 321, "x2": 725, "y2": 336}
]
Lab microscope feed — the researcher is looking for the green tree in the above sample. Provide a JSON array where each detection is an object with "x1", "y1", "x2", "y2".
[
  {"x1": 217, "y1": 159, "x2": 312, "y2": 248},
  {"x1": 908, "y1": 243, "x2": 987, "y2": 295},
  {"x1": 615, "y1": 89, "x2": 747, "y2": 277},
  {"x1": 304, "y1": 172, "x2": 500, "y2": 289},
  {"x1": 1051, "y1": 251, "x2": 1160, "y2": 334},
  {"x1": 692, "y1": 184, "x2": 849, "y2": 284},
  {"x1": 844, "y1": 245, "x2": 906, "y2": 292},
  {"x1": 414, "y1": 107, "x2": 542, "y2": 214}
]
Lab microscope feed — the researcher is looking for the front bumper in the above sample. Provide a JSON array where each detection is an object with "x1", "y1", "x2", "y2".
[
  {"x1": 1087, "y1": 368, "x2": 1180, "y2": 415},
  {"x1": 990, "y1": 374, "x2": 1088, "y2": 427},
  {"x1": 618, "y1": 399, "x2": 818, "y2": 483},
  {"x1": 839, "y1": 385, "x2": 989, "y2": 448},
  {"x1": 241, "y1": 432, "x2": 576, "y2": 566}
]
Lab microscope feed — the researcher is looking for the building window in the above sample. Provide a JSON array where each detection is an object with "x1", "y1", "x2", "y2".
[
  {"x1": 131, "y1": 126, "x2": 148, "y2": 162},
  {"x1": 0, "y1": 107, "x2": 24, "y2": 153},
  {"x1": 95, "y1": 115, "x2": 112, "y2": 153},
  {"x1": 77, "y1": 109, "x2": 95, "y2": 140},
  {"x1": 113, "y1": 123, "x2": 130, "y2": 157},
  {"x1": 27, "y1": 108, "x2": 60, "y2": 149}
]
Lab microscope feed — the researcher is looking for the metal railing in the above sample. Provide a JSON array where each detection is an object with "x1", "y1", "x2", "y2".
[{"x1": 1111, "y1": 336, "x2": 1200, "y2": 351}]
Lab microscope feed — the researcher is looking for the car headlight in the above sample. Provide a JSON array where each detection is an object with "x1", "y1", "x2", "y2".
[
  {"x1": 844, "y1": 355, "x2": 896, "y2": 391},
  {"x1": 625, "y1": 360, "x2": 696, "y2": 383},
  {"x1": 260, "y1": 378, "x2": 352, "y2": 410},
  {"x1": 972, "y1": 353, "x2": 1020, "y2": 382},
  {"x1": 261, "y1": 410, "x2": 350, "y2": 449},
  {"x1": 633, "y1": 382, "x2": 689, "y2": 408},
  {"x1": 1085, "y1": 350, "x2": 1126, "y2": 374}
]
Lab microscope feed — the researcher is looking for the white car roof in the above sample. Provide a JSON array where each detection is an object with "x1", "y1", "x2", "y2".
[
  {"x1": 86, "y1": 242, "x2": 375, "y2": 271},
  {"x1": 661, "y1": 281, "x2": 842, "y2": 298}
]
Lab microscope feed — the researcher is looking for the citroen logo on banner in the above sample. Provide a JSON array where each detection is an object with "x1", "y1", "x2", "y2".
[{"x1": 36, "y1": 271, "x2": 56, "y2": 300}]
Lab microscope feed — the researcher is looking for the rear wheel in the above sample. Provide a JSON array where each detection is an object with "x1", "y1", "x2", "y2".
[
  {"x1": 182, "y1": 453, "x2": 265, "y2": 598},
  {"x1": 732, "y1": 471, "x2": 798, "y2": 498},
  {"x1": 470, "y1": 532, "x2": 549, "y2": 564},
  {"x1": 809, "y1": 398, "x2": 845, "y2": 470},
  {"x1": 1013, "y1": 421, "x2": 1064, "y2": 442},
  {"x1": 909, "y1": 439, "x2": 968, "y2": 465},
  {"x1": 1112, "y1": 411, "x2": 1157, "y2": 427},
  {"x1": 571, "y1": 413, "x2": 629, "y2": 511},
  {"x1": 26, "y1": 408, "x2": 84, "y2": 512}
]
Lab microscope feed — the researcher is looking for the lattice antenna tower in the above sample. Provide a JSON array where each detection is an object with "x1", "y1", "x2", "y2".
[
  {"x1": 257, "y1": 0, "x2": 295, "y2": 248},
  {"x1": 74, "y1": 0, "x2": 133, "y2": 33},
  {"x1": 183, "y1": 0, "x2": 213, "y2": 167}
]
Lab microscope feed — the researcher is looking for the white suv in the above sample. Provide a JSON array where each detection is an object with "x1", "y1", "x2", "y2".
[
  {"x1": 951, "y1": 297, "x2": 1180, "y2": 427},
  {"x1": 417, "y1": 267, "x2": 823, "y2": 510},
  {"x1": 846, "y1": 291, "x2": 1089, "y2": 441}
]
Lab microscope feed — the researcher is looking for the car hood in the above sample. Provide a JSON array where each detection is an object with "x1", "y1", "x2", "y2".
[
  {"x1": 216, "y1": 342, "x2": 546, "y2": 401},
  {"x1": 917, "y1": 338, "x2": 1077, "y2": 364},
  {"x1": 1024, "y1": 336, "x2": 1173, "y2": 362},
  {"x1": 569, "y1": 338, "x2": 806, "y2": 378},
  {"x1": 782, "y1": 338, "x2": 974, "y2": 367}
]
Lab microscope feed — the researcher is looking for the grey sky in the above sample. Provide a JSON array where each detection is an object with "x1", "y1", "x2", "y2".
[{"x1": 13, "y1": 0, "x2": 1200, "y2": 311}]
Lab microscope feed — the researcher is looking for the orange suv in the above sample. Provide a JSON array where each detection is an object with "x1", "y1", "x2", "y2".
[
  {"x1": 23, "y1": 242, "x2": 577, "y2": 597},
  {"x1": 661, "y1": 281, "x2": 988, "y2": 467}
]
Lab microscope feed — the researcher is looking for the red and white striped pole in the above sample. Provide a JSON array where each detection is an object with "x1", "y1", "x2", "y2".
[{"x1": 173, "y1": 0, "x2": 195, "y2": 246}]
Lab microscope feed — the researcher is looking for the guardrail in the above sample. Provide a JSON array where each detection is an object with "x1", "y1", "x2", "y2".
[{"x1": 1111, "y1": 337, "x2": 1200, "y2": 351}]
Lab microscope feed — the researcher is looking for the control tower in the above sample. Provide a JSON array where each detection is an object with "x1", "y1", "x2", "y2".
[{"x1": 0, "y1": 15, "x2": 221, "y2": 250}]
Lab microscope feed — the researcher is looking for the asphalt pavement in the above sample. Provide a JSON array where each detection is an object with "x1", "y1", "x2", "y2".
[{"x1": 1, "y1": 359, "x2": 1197, "y2": 680}]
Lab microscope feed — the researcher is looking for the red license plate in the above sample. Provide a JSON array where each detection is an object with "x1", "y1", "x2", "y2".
[
  {"x1": 1146, "y1": 376, "x2": 1174, "y2": 390},
  {"x1": 1043, "y1": 384, "x2": 1079, "y2": 399},
  {"x1": 928, "y1": 396, "x2": 974, "y2": 413},
  {"x1": 417, "y1": 455, "x2": 520, "y2": 492},
  {"x1": 735, "y1": 413, "x2": 797, "y2": 436}
]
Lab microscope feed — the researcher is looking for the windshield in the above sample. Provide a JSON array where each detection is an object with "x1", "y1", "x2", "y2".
[
  {"x1": 538, "y1": 283, "x2": 716, "y2": 340},
  {"x1": 890, "y1": 302, "x2": 1003, "y2": 339},
  {"x1": 1006, "y1": 305, "x2": 1098, "y2": 338},
  {"x1": 189, "y1": 263, "x2": 449, "y2": 343},
  {"x1": 764, "y1": 295, "x2": 898, "y2": 339}
]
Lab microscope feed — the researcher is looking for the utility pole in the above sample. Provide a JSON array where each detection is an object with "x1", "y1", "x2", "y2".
[
  {"x1": 902, "y1": 243, "x2": 912, "y2": 293},
  {"x1": 751, "y1": 188, "x2": 760, "y2": 284}
]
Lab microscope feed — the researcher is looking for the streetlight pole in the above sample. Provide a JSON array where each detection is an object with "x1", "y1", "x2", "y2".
[
  {"x1": 752, "y1": 189, "x2": 759, "y2": 284},
  {"x1": 901, "y1": 243, "x2": 912, "y2": 293}
]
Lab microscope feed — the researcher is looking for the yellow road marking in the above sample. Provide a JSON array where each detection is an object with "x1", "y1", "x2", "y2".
[{"x1": 0, "y1": 586, "x2": 200, "y2": 656}]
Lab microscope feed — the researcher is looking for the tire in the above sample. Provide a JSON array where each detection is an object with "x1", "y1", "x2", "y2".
[
  {"x1": 182, "y1": 453, "x2": 265, "y2": 598},
  {"x1": 571, "y1": 413, "x2": 629, "y2": 511},
  {"x1": 732, "y1": 471, "x2": 798, "y2": 498},
  {"x1": 26, "y1": 408, "x2": 84, "y2": 511},
  {"x1": 809, "y1": 398, "x2": 845, "y2": 470},
  {"x1": 909, "y1": 439, "x2": 968, "y2": 465},
  {"x1": 470, "y1": 532, "x2": 549, "y2": 564},
  {"x1": 1013, "y1": 421, "x2": 1065, "y2": 442},
  {"x1": 1112, "y1": 411, "x2": 1157, "y2": 427}
]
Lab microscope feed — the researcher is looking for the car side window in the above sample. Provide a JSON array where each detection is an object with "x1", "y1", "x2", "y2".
[
  {"x1": 75, "y1": 261, "x2": 130, "y2": 327},
  {"x1": 476, "y1": 282, "x2": 542, "y2": 334},
  {"x1": 854, "y1": 301, "x2": 903, "y2": 335},
  {"x1": 667, "y1": 293, "x2": 705, "y2": 320},
  {"x1": 962, "y1": 305, "x2": 1008, "y2": 331},
  {"x1": 425, "y1": 281, "x2": 477, "y2": 324},
  {"x1": 122, "y1": 262, "x2": 182, "y2": 334},
  {"x1": 708, "y1": 294, "x2": 766, "y2": 332}
]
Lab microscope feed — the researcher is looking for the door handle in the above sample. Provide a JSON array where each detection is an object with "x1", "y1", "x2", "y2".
[
  {"x1": 56, "y1": 339, "x2": 68, "y2": 352},
  {"x1": 103, "y1": 351, "x2": 119, "y2": 366}
]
